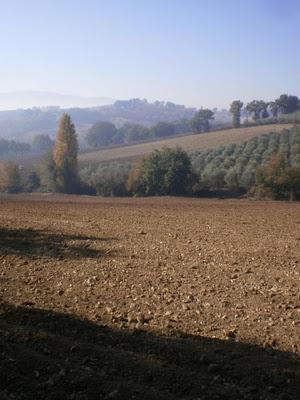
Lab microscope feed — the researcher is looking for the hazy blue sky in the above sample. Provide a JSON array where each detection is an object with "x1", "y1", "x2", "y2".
[{"x1": 0, "y1": 0, "x2": 299, "y2": 108}]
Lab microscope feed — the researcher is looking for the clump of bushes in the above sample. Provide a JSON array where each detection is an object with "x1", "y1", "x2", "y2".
[
  {"x1": 256, "y1": 154, "x2": 300, "y2": 200},
  {"x1": 0, "y1": 161, "x2": 22, "y2": 193},
  {"x1": 126, "y1": 147, "x2": 194, "y2": 196},
  {"x1": 80, "y1": 162, "x2": 131, "y2": 196}
]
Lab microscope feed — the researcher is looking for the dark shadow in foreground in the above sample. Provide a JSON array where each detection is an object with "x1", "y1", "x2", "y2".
[
  {"x1": 0, "y1": 304, "x2": 299, "y2": 400},
  {"x1": 0, "y1": 227, "x2": 116, "y2": 259}
]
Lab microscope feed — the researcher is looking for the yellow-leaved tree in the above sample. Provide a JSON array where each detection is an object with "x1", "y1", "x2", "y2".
[{"x1": 53, "y1": 113, "x2": 79, "y2": 193}]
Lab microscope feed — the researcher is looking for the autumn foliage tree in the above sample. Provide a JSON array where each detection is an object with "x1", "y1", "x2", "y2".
[
  {"x1": 256, "y1": 154, "x2": 300, "y2": 200},
  {"x1": 53, "y1": 113, "x2": 79, "y2": 193},
  {"x1": 0, "y1": 161, "x2": 22, "y2": 193}
]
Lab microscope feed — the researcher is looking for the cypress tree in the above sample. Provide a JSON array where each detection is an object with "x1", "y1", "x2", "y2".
[
  {"x1": 53, "y1": 113, "x2": 79, "y2": 193},
  {"x1": 230, "y1": 100, "x2": 243, "y2": 128}
]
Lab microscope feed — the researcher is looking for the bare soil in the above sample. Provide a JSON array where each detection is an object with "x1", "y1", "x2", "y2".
[{"x1": 0, "y1": 194, "x2": 299, "y2": 400}]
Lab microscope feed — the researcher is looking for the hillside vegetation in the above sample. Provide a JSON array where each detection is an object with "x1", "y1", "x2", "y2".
[
  {"x1": 79, "y1": 124, "x2": 291, "y2": 165},
  {"x1": 79, "y1": 125, "x2": 300, "y2": 199}
]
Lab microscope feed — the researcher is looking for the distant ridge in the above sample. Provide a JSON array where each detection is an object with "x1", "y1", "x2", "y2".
[
  {"x1": 0, "y1": 98, "x2": 199, "y2": 141},
  {"x1": 0, "y1": 91, "x2": 115, "y2": 110}
]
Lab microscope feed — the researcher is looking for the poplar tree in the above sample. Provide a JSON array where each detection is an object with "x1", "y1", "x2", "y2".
[{"x1": 53, "y1": 113, "x2": 79, "y2": 193}]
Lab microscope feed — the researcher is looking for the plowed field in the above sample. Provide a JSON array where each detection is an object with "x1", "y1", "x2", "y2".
[{"x1": 0, "y1": 194, "x2": 299, "y2": 399}]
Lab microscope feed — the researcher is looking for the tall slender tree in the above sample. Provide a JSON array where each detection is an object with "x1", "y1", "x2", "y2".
[
  {"x1": 53, "y1": 113, "x2": 79, "y2": 193},
  {"x1": 260, "y1": 101, "x2": 269, "y2": 119},
  {"x1": 229, "y1": 100, "x2": 243, "y2": 128}
]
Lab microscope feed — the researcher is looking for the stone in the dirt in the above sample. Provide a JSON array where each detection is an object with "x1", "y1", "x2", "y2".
[
  {"x1": 207, "y1": 363, "x2": 219, "y2": 373},
  {"x1": 137, "y1": 312, "x2": 145, "y2": 323},
  {"x1": 105, "y1": 390, "x2": 119, "y2": 399},
  {"x1": 226, "y1": 329, "x2": 237, "y2": 339}
]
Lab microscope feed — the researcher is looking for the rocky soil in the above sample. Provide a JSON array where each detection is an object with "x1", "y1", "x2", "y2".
[{"x1": 0, "y1": 194, "x2": 299, "y2": 399}]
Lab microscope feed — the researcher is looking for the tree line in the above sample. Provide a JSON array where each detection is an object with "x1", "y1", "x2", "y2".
[
  {"x1": 1, "y1": 94, "x2": 298, "y2": 158},
  {"x1": 0, "y1": 139, "x2": 30, "y2": 158},
  {"x1": 229, "y1": 94, "x2": 300, "y2": 128},
  {"x1": 1, "y1": 114, "x2": 299, "y2": 200},
  {"x1": 85, "y1": 119, "x2": 191, "y2": 149},
  {"x1": 0, "y1": 134, "x2": 55, "y2": 159},
  {"x1": 85, "y1": 108, "x2": 223, "y2": 149},
  {"x1": 85, "y1": 93, "x2": 300, "y2": 149}
]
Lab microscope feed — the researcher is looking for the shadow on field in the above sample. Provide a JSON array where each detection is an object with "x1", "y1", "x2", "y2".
[
  {"x1": 0, "y1": 227, "x2": 116, "y2": 259},
  {"x1": 0, "y1": 304, "x2": 299, "y2": 400}
]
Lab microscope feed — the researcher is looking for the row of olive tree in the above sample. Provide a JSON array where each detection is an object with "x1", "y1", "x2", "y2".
[
  {"x1": 0, "y1": 139, "x2": 30, "y2": 158},
  {"x1": 190, "y1": 125, "x2": 300, "y2": 198},
  {"x1": 0, "y1": 135, "x2": 54, "y2": 160}
]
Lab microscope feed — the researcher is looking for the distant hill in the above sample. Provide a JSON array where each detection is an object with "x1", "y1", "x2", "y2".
[
  {"x1": 79, "y1": 124, "x2": 291, "y2": 165},
  {"x1": 0, "y1": 98, "x2": 230, "y2": 143},
  {"x1": 0, "y1": 91, "x2": 114, "y2": 110}
]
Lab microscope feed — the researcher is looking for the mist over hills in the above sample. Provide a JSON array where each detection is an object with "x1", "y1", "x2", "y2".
[
  {"x1": 0, "y1": 91, "x2": 114, "y2": 110},
  {"x1": 0, "y1": 98, "x2": 211, "y2": 142}
]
